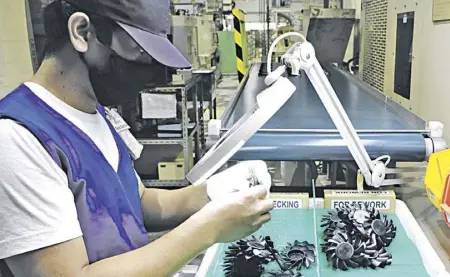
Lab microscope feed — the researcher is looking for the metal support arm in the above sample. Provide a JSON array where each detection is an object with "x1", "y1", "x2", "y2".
[{"x1": 267, "y1": 38, "x2": 390, "y2": 187}]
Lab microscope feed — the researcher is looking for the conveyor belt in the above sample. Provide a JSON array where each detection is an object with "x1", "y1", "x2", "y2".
[{"x1": 222, "y1": 63, "x2": 428, "y2": 161}]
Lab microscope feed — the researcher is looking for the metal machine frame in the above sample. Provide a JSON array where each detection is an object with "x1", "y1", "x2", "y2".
[{"x1": 138, "y1": 76, "x2": 205, "y2": 188}]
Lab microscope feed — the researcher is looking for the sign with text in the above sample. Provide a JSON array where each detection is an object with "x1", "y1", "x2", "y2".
[
  {"x1": 273, "y1": 199, "x2": 303, "y2": 209},
  {"x1": 270, "y1": 193, "x2": 309, "y2": 209},
  {"x1": 324, "y1": 190, "x2": 396, "y2": 213},
  {"x1": 331, "y1": 199, "x2": 390, "y2": 210}
]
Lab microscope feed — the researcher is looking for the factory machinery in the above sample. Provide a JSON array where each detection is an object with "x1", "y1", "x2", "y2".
[
  {"x1": 131, "y1": 0, "x2": 225, "y2": 186},
  {"x1": 168, "y1": 0, "x2": 223, "y2": 84},
  {"x1": 197, "y1": 7, "x2": 447, "y2": 191},
  {"x1": 170, "y1": 14, "x2": 219, "y2": 76},
  {"x1": 184, "y1": 8, "x2": 450, "y2": 276},
  {"x1": 215, "y1": 62, "x2": 445, "y2": 189}
]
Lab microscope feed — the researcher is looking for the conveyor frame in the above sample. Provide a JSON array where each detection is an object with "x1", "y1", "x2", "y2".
[{"x1": 218, "y1": 62, "x2": 441, "y2": 163}]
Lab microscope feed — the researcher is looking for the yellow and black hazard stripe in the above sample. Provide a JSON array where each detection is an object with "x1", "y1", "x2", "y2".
[{"x1": 232, "y1": 9, "x2": 246, "y2": 82}]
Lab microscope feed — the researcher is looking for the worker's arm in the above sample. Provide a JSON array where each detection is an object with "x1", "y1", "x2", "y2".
[
  {"x1": 6, "y1": 186, "x2": 273, "y2": 277},
  {"x1": 137, "y1": 161, "x2": 272, "y2": 232},
  {"x1": 6, "y1": 215, "x2": 212, "y2": 277},
  {"x1": 139, "y1": 181, "x2": 210, "y2": 232},
  {"x1": 0, "y1": 121, "x2": 274, "y2": 277}
]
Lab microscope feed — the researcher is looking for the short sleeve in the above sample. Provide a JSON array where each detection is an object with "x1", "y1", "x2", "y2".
[
  {"x1": 135, "y1": 169, "x2": 141, "y2": 183},
  {"x1": 0, "y1": 119, "x2": 82, "y2": 259}
]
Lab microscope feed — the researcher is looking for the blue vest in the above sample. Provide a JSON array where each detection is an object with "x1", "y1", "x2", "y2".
[{"x1": 0, "y1": 85, "x2": 149, "y2": 263}]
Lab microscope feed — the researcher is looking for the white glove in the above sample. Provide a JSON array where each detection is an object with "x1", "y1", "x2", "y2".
[{"x1": 206, "y1": 160, "x2": 272, "y2": 201}]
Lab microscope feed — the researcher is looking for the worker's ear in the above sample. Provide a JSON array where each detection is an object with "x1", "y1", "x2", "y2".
[{"x1": 68, "y1": 12, "x2": 92, "y2": 53}]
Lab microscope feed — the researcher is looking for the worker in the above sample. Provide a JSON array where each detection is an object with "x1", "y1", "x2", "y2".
[{"x1": 0, "y1": 0, "x2": 273, "y2": 276}]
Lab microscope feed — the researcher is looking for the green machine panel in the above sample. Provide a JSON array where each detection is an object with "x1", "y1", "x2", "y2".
[{"x1": 218, "y1": 31, "x2": 237, "y2": 74}]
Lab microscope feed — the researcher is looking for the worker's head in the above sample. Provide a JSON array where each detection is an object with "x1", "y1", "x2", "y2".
[{"x1": 42, "y1": 0, "x2": 191, "y2": 106}]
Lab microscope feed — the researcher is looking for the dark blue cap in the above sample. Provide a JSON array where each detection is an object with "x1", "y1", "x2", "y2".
[{"x1": 66, "y1": 0, "x2": 191, "y2": 68}]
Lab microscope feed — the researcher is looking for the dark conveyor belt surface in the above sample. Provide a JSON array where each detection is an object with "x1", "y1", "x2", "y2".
[{"x1": 223, "y1": 63, "x2": 427, "y2": 161}]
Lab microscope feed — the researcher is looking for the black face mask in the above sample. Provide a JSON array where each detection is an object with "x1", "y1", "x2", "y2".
[{"x1": 83, "y1": 51, "x2": 166, "y2": 106}]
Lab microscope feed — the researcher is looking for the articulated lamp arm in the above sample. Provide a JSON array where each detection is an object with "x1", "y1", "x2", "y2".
[{"x1": 266, "y1": 34, "x2": 390, "y2": 188}]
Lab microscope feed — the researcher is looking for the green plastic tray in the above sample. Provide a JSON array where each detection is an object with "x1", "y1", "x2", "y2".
[{"x1": 200, "y1": 209, "x2": 429, "y2": 277}]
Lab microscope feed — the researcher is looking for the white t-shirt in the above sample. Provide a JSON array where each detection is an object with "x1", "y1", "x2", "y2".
[{"x1": 0, "y1": 82, "x2": 140, "y2": 260}]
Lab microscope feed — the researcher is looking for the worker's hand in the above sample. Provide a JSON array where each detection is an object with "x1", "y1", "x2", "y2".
[
  {"x1": 197, "y1": 185, "x2": 273, "y2": 243},
  {"x1": 206, "y1": 160, "x2": 272, "y2": 201}
]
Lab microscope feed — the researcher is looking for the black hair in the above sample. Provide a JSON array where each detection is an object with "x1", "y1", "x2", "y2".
[{"x1": 42, "y1": 0, "x2": 116, "y2": 58}]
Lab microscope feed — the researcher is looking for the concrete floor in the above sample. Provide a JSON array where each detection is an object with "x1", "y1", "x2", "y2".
[
  {"x1": 215, "y1": 75, "x2": 240, "y2": 110},
  {"x1": 203, "y1": 74, "x2": 239, "y2": 123}
]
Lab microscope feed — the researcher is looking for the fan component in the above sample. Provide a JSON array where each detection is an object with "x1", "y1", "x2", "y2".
[
  {"x1": 323, "y1": 225, "x2": 343, "y2": 239},
  {"x1": 322, "y1": 232, "x2": 367, "y2": 271},
  {"x1": 223, "y1": 255, "x2": 264, "y2": 277},
  {"x1": 350, "y1": 209, "x2": 371, "y2": 224},
  {"x1": 267, "y1": 271, "x2": 304, "y2": 277},
  {"x1": 322, "y1": 208, "x2": 355, "y2": 240},
  {"x1": 348, "y1": 204, "x2": 380, "y2": 238},
  {"x1": 348, "y1": 204, "x2": 371, "y2": 231},
  {"x1": 321, "y1": 205, "x2": 397, "y2": 272},
  {"x1": 363, "y1": 245, "x2": 393, "y2": 269},
  {"x1": 321, "y1": 209, "x2": 349, "y2": 229},
  {"x1": 280, "y1": 240, "x2": 316, "y2": 271},
  {"x1": 368, "y1": 213, "x2": 397, "y2": 247},
  {"x1": 223, "y1": 236, "x2": 275, "y2": 277}
]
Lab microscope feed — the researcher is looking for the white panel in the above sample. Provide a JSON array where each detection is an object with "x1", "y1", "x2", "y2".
[
  {"x1": 377, "y1": 0, "x2": 450, "y2": 142},
  {"x1": 412, "y1": 1, "x2": 450, "y2": 142},
  {"x1": 433, "y1": 0, "x2": 450, "y2": 22}
]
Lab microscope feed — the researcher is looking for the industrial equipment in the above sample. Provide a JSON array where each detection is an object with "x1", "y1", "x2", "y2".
[
  {"x1": 171, "y1": 0, "x2": 220, "y2": 15},
  {"x1": 194, "y1": 15, "x2": 220, "y2": 71},
  {"x1": 302, "y1": 8, "x2": 356, "y2": 64},
  {"x1": 216, "y1": 62, "x2": 444, "y2": 187},
  {"x1": 273, "y1": 8, "x2": 303, "y2": 33},
  {"x1": 271, "y1": 8, "x2": 356, "y2": 65},
  {"x1": 190, "y1": 28, "x2": 450, "y2": 277},
  {"x1": 131, "y1": 10, "x2": 222, "y2": 185},
  {"x1": 169, "y1": 14, "x2": 219, "y2": 77},
  {"x1": 190, "y1": 22, "x2": 447, "y2": 188},
  {"x1": 424, "y1": 148, "x2": 450, "y2": 211},
  {"x1": 424, "y1": 146, "x2": 450, "y2": 228},
  {"x1": 132, "y1": 76, "x2": 206, "y2": 186},
  {"x1": 266, "y1": 33, "x2": 394, "y2": 188},
  {"x1": 169, "y1": 12, "x2": 221, "y2": 97},
  {"x1": 198, "y1": 9, "x2": 445, "y2": 189}
]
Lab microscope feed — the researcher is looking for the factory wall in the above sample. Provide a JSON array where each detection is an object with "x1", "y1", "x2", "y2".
[
  {"x1": 413, "y1": 0, "x2": 450, "y2": 142},
  {"x1": 384, "y1": 0, "x2": 419, "y2": 112},
  {"x1": 0, "y1": 1, "x2": 34, "y2": 99},
  {"x1": 382, "y1": 0, "x2": 450, "y2": 142}
]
